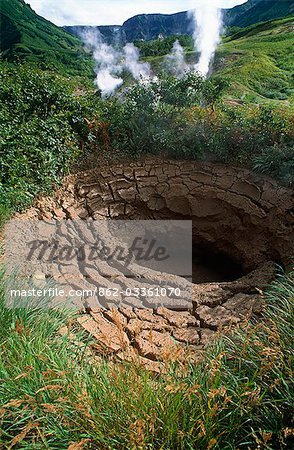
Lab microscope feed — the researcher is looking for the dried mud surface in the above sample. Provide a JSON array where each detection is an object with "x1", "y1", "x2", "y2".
[{"x1": 17, "y1": 159, "x2": 294, "y2": 369}]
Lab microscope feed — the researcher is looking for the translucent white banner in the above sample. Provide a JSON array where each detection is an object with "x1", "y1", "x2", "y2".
[{"x1": 5, "y1": 220, "x2": 192, "y2": 309}]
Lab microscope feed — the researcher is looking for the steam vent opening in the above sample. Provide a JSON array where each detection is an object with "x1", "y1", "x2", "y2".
[
  {"x1": 192, "y1": 243, "x2": 245, "y2": 284},
  {"x1": 19, "y1": 159, "x2": 294, "y2": 365},
  {"x1": 24, "y1": 159, "x2": 294, "y2": 290}
]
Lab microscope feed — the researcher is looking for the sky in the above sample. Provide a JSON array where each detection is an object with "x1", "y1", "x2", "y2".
[{"x1": 26, "y1": 0, "x2": 248, "y2": 26}]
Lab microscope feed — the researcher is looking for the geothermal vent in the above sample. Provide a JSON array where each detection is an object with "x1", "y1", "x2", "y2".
[{"x1": 20, "y1": 160, "x2": 294, "y2": 370}]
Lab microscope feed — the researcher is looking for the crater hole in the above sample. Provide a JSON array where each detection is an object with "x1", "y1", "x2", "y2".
[{"x1": 192, "y1": 243, "x2": 246, "y2": 284}]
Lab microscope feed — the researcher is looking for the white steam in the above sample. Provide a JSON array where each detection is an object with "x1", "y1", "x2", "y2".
[
  {"x1": 192, "y1": 0, "x2": 223, "y2": 77},
  {"x1": 81, "y1": 29, "x2": 151, "y2": 97},
  {"x1": 96, "y1": 68, "x2": 123, "y2": 97},
  {"x1": 164, "y1": 0, "x2": 223, "y2": 79},
  {"x1": 81, "y1": 0, "x2": 223, "y2": 96},
  {"x1": 81, "y1": 29, "x2": 123, "y2": 96},
  {"x1": 164, "y1": 40, "x2": 188, "y2": 78},
  {"x1": 123, "y1": 43, "x2": 151, "y2": 79}
]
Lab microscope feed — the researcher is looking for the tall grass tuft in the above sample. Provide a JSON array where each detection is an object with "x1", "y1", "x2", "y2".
[{"x1": 0, "y1": 268, "x2": 293, "y2": 449}]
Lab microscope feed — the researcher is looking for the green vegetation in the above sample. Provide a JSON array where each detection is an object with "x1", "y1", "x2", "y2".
[
  {"x1": 228, "y1": 0, "x2": 294, "y2": 28},
  {"x1": 134, "y1": 35, "x2": 193, "y2": 58},
  {"x1": 0, "y1": 3, "x2": 294, "y2": 448},
  {"x1": 1, "y1": 64, "x2": 293, "y2": 216},
  {"x1": 141, "y1": 17, "x2": 294, "y2": 104},
  {"x1": 101, "y1": 74, "x2": 226, "y2": 158},
  {"x1": 0, "y1": 206, "x2": 11, "y2": 231},
  {"x1": 0, "y1": 0, "x2": 93, "y2": 77},
  {"x1": 216, "y1": 16, "x2": 294, "y2": 102},
  {"x1": 0, "y1": 63, "x2": 101, "y2": 211},
  {"x1": 224, "y1": 26, "x2": 244, "y2": 37},
  {"x1": 0, "y1": 268, "x2": 293, "y2": 448},
  {"x1": 101, "y1": 75, "x2": 293, "y2": 184}
]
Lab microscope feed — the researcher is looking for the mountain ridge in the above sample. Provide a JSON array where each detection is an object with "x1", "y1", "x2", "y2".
[{"x1": 64, "y1": 0, "x2": 294, "y2": 42}]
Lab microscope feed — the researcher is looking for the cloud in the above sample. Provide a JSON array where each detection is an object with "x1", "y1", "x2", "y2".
[{"x1": 27, "y1": 0, "x2": 247, "y2": 26}]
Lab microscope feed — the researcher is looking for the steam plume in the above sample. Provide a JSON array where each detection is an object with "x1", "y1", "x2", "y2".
[
  {"x1": 192, "y1": 0, "x2": 222, "y2": 77},
  {"x1": 81, "y1": 29, "x2": 151, "y2": 97},
  {"x1": 164, "y1": 40, "x2": 188, "y2": 78},
  {"x1": 123, "y1": 43, "x2": 151, "y2": 79},
  {"x1": 81, "y1": 28, "x2": 123, "y2": 97}
]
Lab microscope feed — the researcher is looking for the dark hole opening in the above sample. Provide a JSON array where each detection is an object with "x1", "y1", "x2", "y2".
[{"x1": 193, "y1": 244, "x2": 245, "y2": 284}]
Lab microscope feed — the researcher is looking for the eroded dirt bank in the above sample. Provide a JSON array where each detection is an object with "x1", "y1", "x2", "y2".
[{"x1": 19, "y1": 159, "x2": 294, "y2": 370}]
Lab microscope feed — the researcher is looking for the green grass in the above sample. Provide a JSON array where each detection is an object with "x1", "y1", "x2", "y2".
[
  {"x1": 1, "y1": 63, "x2": 292, "y2": 217},
  {"x1": 215, "y1": 16, "x2": 294, "y2": 103},
  {"x1": 0, "y1": 206, "x2": 11, "y2": 231},
  {"x1": 0, "y1": 267, "x2": 293, "y2": 449},
  {"x1": 0, "y1": 0, "x2": 93, "y2": 77}
]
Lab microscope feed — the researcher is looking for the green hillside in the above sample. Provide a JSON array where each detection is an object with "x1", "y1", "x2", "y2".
[
  {"x1": 216, "y1": 16, "x2": 294, "y2": 102},
  {"x1": 0, "y1": 0, "x2": 93, "y2": 76},
  {"x1": 143, "y1": 16, "x2": 294, "y2": 104},
  {"x1": 230, "y1": 0, "x2": 294, "y2": 28}
]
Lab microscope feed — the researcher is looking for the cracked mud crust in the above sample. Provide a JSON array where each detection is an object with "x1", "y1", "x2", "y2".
[{"x1": 16, "y1": 159, "x2": 294, "y2": 370}]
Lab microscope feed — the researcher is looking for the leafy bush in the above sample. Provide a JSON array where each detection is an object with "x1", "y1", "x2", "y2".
[
  {"x1": 0, "y1": 63, "x2": 102, "y2": 210},
  {"x1": 134, "y1": 34, "x2": 193, "y2": 58},
  {"x1": 1, "y1": 63, "x2": 293, "y2": 214},
  {"x1": 98, "y1": 75, "x2": 294, "y2": 182},
  {"x1": 100, "y1": 73, "x2": 228, "y2": 159},
  {"x1": 201, "y1": 103, "x2": 294, "y2": 165},
  {"x1": 254, "y1": 145, "x2": 294, "y2": 185}
]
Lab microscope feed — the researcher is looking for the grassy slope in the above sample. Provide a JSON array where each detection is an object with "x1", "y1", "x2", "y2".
[
  {"x1": 230, "y1": 0, "x2": 294, "y2": 28},
  {"x1": 215, "y1": 16, "x2": 294, "y2": 103},
  {"x1": 0, "y1": 0, "x2": 93, "y2": 77}
]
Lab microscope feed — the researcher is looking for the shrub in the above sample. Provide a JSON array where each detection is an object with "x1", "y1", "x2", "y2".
[
  {"x1": 0, "y1": 63, "x2": 102, "y2": 210},
  {"x1": 254, "y1": 145, "x2": 294, "y2": 186},
  {"x1": 134, "y1": 35, "x2": 193, "y2": 58},
  {"x1": 99, "y1": 76, "x2": 294, "y2": 183},
  {"x1": 1, "y1": 64, "x2": 293, "y2": 215},
  {"x1": 100, "y1": 73, "x2": 228, "y2": 159}
]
